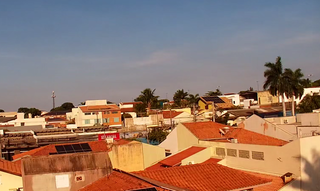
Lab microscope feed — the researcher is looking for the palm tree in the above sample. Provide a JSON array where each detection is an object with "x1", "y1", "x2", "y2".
[
  {"x1": 135, "y1": 88, "x2": 159, "y2": 113},
  {"x1": 282, "y1": 68, "x2": 304, "y2": 116},
  {"x1": 206, "y1": 89, "x2": 222, "y2": 96},
  {"x1": 263, "y1": 56, "x2": 287, "y2": 116},
  {"x1": 173, "y1": 89, "x2": 189, "y2": 108},
  {"x1": 187, "y1": 93, "x2": 200, "y2": 122}
]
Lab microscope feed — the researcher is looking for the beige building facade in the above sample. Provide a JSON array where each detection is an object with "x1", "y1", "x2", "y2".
[{"x1": 0, "y1": 171, "x2": 23, "y2": 191}]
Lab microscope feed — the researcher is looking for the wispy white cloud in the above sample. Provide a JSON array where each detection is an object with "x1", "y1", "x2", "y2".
[{"x1": 131, "y1": 50, "x2": 178, "y2": 67}]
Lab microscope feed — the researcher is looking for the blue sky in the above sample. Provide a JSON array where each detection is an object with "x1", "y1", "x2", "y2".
[{"x1": 1, "y1": 1, "x2": 319, "y2": 111}]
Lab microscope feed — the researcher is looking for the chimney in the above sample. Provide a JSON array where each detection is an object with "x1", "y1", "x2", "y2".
[{"x1": 281, "y1": 172, "x2": 293, "y2": 184}]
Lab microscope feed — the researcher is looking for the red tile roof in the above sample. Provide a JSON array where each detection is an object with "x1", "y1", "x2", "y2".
[
  {"x1": 135, "y1": 163, "x2": 272, "y2": 191},
  {"x1": 79, "y1": 170, "x2": 167, "y2": 191},
  {"x1": 12, "y1": 141, "x2": 110, "y2": 160},
  {"x1": 146, "y1": 146, "x2": 207, "y2": 171},
  {"x1": 0, "y1": 158, "x2": 21, "y2": 176},
  {"x1": 120, "y1": 107, "x2": 135, "y2": 113},
  {"x1": 202, "y1": 157, "x2": 222, "y2": 164},
  {"x1": 201, "y1": 159, "x2": 288, "y2": 190},
  {"x1": 183, "y1": 121, "x2": 288, "y2": 146},
  {"x1": 162, "y1": 111, "x2": 183, "y2": 119},
  {"x1": 224, "y1": 128, "x2": 288, "y2": 146},
  {"x1": 79, "y1": 105, "x2": 120, "y2": 112}
]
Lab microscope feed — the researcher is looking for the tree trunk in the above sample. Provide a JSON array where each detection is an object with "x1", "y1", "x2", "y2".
[
  {"x1": 281, "y1": 94, "x2": 287, "y2": 117},
  {"x1": 291, "y1": 95, "x2": 295, "y2": 116}
]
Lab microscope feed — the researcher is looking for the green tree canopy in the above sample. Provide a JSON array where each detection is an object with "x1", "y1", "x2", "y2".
[
  {"x1": 134, "y1": 103, "x2": 147, "y2": 117},
  {"x1": 173, "y1": 89, "x2": 189, "y2": 108},
  {"x1": 298, "y1": 94, "x2": 320, "y2": 113},
  {"x1": 18, "y1": 107, "x2": 41, "y2": 117},
  {"x1": 205, "y1": 89, "x2": 222, "y2": 96},
  {"x1": 148, "y1": 128, "x2": 168, "y2": 144},
  {"x1": 263, "y1": 56, "x2": 287, "y2": 116},
  {"x1": 134, "y1": 88, "x2": 159, "y2": 112},
  {"x1": 51, "y1": 102, "x2": 75, "y2": 112},
  {"x1": 0, "y1": 109, "x2": 4, "y2": 112}
]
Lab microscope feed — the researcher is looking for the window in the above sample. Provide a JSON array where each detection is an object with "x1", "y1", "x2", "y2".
[
  {"x1": 227, "y1": 149, "x2": 237, "y2": 157},
  {"x1": 21, "y1": 122, "x2": 25, "y2": 126},
  {"x1": 252, "y1": 151, "x2": 264, "y2": 160},
  {"x1": 112, "y1": 111, "x2": 118, "y2": 114},
  {"x1": 105, "y1": 111, "x2": 110, "y2": 114},
  {"x1": 239, "y1": 150, "x2": 250, "y2": 159},
  {"x1": 84, "y1": 119, "x2": 91, "y2": 124},
  {"x1": 216, "y1": 147, "x2": 225, "y2": 156},
  {"x1": 114, "y1": 117, "x2": 120, "y2": 122},
  {"x1": 85, "y1": 112, "x2": 91, "y2": 115},
  {"x1": 103, "y1": 118, "x2": 110, "y2": 123}
]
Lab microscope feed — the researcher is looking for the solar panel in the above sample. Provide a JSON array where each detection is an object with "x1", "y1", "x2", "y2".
[
  {"x1": 54, "y1": 143, "x2": 92, "y2": 154},
  {"x1": 202, "y1": 96, "x2": 225, "y2": 103}
]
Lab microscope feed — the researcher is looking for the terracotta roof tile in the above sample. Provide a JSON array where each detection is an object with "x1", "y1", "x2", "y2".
[
  {"x1": 183, "y1": 121, "x2": 228, "y2": 140},
  {"x1": 201, "y1": 159, "x2": 287, "y2": 190},
  {"x1": 146, "y1": 146, "x2": 206, "y2": 170},
  {"x1": 120, "y1": 107, "x2": 135, "y2": 112},
  {"x1": 162, "y1": 111, "x2": 183, "y2": 119},
  {"x1": 135, "y1": 163, "x2": 272, "y2": 191},
  {"x1": 202, "y1": 158, "x2": 222, "y2": 164},
  {"x1": 0, "y1": 158, "x2": 21, "y2": 176},
  {"x1": 12, "y1": 140, "x2": 110, "y2": 160},
  {"x1": 79, "y1": 170, "x2": 167, "y2": 191},
  {"x1": 223, "y1": 128, "x2": 288, "y2": 146},
  {"x1": 244, "y1": 171, "x2": 287, "y2": 191},
  {"x1": 183, "y1": 121, "x2": 288, "y2": 146}
]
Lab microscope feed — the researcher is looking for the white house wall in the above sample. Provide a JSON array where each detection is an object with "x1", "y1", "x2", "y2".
[{"x1": 159, "y1": 127, "x2": 178, "y2": 154}]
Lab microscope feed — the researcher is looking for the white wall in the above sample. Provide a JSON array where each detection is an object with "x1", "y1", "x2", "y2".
[
  {"x1": 13, "y1": 113, "x2": 46, "y2": 128},
  {"x1": 85, "y1": 100, "x2": 107, "y2": 106},
  {"x1": 0, "y1": 171, "x2": 23, "y2": 191},
  {"x1": 163, "y1": 112, "x2": 193, "y2": 125},
  {"x1": 159, "y1": 127, "x2": 179, "y2": 154},
  {"x1": 220, "y1": 94, "x2": 240, "y2": 106},
  {"x1": 280, "y1": 87, "x2": 320, "y2": 104}
]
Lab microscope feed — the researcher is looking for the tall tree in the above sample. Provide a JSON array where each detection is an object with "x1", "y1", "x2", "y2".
[
  {"x1": 282, "y1": 68, "x2": 304, "y2": 116},
  {"x1": 0, "y1": 109, "x2": 4, "y2": 112},
  {"x1": 173, "y1": 89, "x2": 189, "y2": 108},
  {"x1": 206, "y1": 89, "x2": 222, "y2": 96},
  {"x1": 301, "y1": 78, "x2": 313, "y2": 88},
  {"x1": 134, "y1": 88, "x2": 159, "y2": 113},
  {"x1": 187, "y1": 93, "x2": 200, "y2": 122},
  {"x1": 263, "y1": 56, "x2": 287, "y2": 116},
  {"x1": 18, "y1": 107, "x2": 41, "y2": 117}
]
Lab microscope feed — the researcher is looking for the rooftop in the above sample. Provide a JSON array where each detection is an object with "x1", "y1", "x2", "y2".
[
  {"x1": 146, "y1": 146, "x2": 207, "y2": 170},
  {"x1": 12, "y1": 140, "x2": 110, "y2": 160},
  {"x1": 162, "y1": 110, "x2": 183, "y2": 119},
  {"x1": 79, "y1": 104, "x2": 120, "y2": 113},
  {"x1": 0, "y1": 158, "x2": 21, "y2": 176},
  {"x1": 135, "y1": 163, "x2": 272, "y2": 191},
  {"x1": 182, "y1": 121, "x2": 288, "y2": 146},
  {"x1": 79, "y1": 170, "x2": 167, "y2": 191}
]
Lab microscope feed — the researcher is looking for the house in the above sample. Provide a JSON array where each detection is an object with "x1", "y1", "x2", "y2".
[
  {"x1": 0, "y1": 158, "x2": 22, "y2": 191},
  {"x1": 11, "y1": 113, "x2": 46, "y2": 128},
  {"x1": 198, "y1": 96, "x2": 234, "y2": 111},
  {"x1": 159, "y1": 121, "x2": 287, "y2": 154},
  {"x1": 161, "y1": 110, "x2": 193, "y2": 126},
  {"x1": 0, "y1": 112, "x2": 17, "y2": 118},
  {"x1": 257, "y1": 90, "x2": 279, "y2": 106},
  {"x1": 80, "y1": 163, "x2": 274, "y2": 191},
  {"x1": 12, "y1": 140, "x2": 165, "y2": 172},
  {"x1": 240, "y1": 114, "x2": 320, "y2": 141},
  {"x1": 118, "y1": 102, "x2": 143, "y2": 118},
  {"x1": 219, "y1": 93, "x2": 241, "y2": 106},
  {"x1": 66, "y1": 100, "x2": 122, "y2": 128},
  {"x1": 22, "y1": 152, "x2": 113, "y2": 191}
]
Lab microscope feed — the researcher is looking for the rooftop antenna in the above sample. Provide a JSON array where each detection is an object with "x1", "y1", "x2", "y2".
[{"x1": 52, "y1": 91, "x2": 56, "y2": 109}]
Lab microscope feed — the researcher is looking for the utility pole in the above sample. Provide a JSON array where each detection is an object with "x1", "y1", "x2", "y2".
[
  {"x1": 212, "y1": 101, "x2": 215, "y2": 122},
  {"x1": 52, "y1": 91, "x2": 56, "y2": 109}
]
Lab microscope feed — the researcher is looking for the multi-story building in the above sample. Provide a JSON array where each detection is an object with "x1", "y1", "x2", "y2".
[{"x1": 67, "y1": 100, "x2": 122, "y2": 128}]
